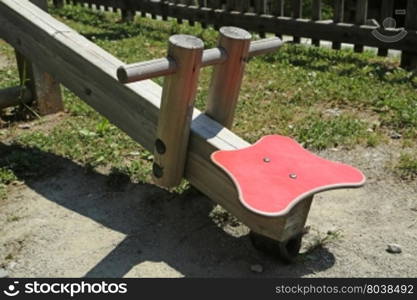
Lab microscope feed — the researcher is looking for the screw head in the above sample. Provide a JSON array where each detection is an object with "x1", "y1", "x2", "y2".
[
  {"x1": 263, "y1": 157, "x2": 271, "y2": 163},
  {"x1": 289, "y1": 173, "x2": 297, "y2": 179}
]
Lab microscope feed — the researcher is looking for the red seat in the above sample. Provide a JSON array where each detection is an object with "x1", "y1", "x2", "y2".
[{"x1": 211, "y1": 135, "x2": 365, "y2": 217}]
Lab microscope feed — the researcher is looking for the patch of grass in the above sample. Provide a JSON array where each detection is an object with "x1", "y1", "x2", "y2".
[
  {"x1": 395, "y1": 153, "x2": 417, "y2": 180},
  {"x1": 291, "y1": 115, "x2": 367, "y2": 150},
  {"x1": 0, "y1": 167, "x2": 17, "y2": 199}
]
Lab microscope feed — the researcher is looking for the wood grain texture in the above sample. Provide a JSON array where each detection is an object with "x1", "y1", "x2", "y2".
[
  {"x1": 153, "y1": 35, "x2": 204, "y2": 188},
  {"x1": 206, "y1": 27, "x2": 251, "y2": 129}
]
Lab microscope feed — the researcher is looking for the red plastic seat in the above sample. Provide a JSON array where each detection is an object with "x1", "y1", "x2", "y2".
[{"x1": 211, "y1": 135, "x2": 366, "y2": 217}]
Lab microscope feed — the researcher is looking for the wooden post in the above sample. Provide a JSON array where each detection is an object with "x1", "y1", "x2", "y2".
[
  {"x1": 291, "y1": 0, "x2": 302, "y2": 43},
  {"x1": 312, "y1": 0, "x2": 321, "y2": 47},
  {"x1": 377, "y1": 0, "x2": 394, "y2": 57},
  {"x1": 400, "y1": 0, "x2": 417, "y2": 70},
  {"x1": 15, "y1": 0, "x2": 63, "y2": 115},
  {"x1": 332, "y1": 0, "x2": 344, "y2": 50},
  {"x1": 206, "y1": 27, "x2": 251, "y2": 129},
  {"x1": 354, "y1": 0, "x2": 368, "y2": 53},
  {"x1": 153, "y1": 35, "x2": 204, "y2": 188}
]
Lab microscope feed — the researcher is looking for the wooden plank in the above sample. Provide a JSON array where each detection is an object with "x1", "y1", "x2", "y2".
[
  {"x1": 377, "y1": 0, "x2": 394, "y2": 57},
  {"x1": 332, "y1": 0, "x2": 344, "y2": 50},
  {"x1": 311, "y1": 0, "x2": 321, "y2": 46},
  {"x1": 354, "y1": 0, "x2": 368, "y2": 53},
  {"x1": 0, "y1": 0, "x2": 305, "y2": 241},
  {"x1": 291, "y1": 0, "x2": 302, "y2": 43},
  {"x1": 206, "y1": 27, "x2": 251, "y2": 129},
  {"x1": 15, "y1": 0, "x2": 63, "y2": 115},
  {"x1": 0, "y1": 86, "x2": 32, "y2": 109},
  {"x1": 153, "y1": 35, "x2": 204, "y2": 188},
  {"x1": 400, "y1": 0, "x2": 417, "y2": 70}
]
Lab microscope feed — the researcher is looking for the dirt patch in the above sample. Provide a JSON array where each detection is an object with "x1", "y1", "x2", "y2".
[{"x1": 0, "y1": 141, "x2": 416, "y2": 277}]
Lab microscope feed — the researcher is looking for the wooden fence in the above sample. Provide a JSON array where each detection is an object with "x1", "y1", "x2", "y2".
[{"x1": 52, "y1": 0, "x2": 417, "y2": 69}]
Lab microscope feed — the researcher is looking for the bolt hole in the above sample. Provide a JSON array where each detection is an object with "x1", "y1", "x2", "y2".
[
  {"x1": 153, "y1": 163, "x2": 163, "y2": 178},
  {"x1": 155, "y1": 139, "x2": 166, "y2": 154}
]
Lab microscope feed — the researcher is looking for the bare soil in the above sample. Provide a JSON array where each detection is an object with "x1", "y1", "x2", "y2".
[{"x1": 0, "y1": 126, "x2": 416, "y2": 278}]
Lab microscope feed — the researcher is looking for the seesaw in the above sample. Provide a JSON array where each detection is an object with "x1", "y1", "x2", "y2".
[
  {"x1": 117, "y1": 27, "x2": 366, "y2": 262},
  {"x1": 0, "y1": 0, "x2": 365, "y2": 263}
]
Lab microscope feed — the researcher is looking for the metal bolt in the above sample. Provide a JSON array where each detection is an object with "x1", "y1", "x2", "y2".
[
  {"x1": 263, "y1": 157, "x2": 271, "y2": 163},
  {"x1": 289, "y1": 173, "x2": 297, "y2": 179}
]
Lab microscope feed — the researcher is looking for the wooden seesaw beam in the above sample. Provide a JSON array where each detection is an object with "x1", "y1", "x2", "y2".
[{"x1": 0, "y1": 0, "x2": 310, "y2": 242}]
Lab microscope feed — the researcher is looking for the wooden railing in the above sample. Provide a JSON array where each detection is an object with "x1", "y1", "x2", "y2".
[{"x1": 52, "y1": 0, "x2": 417, "y2": 69}]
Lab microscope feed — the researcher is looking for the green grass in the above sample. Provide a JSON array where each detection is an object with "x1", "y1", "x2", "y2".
[
  {"x1": 395, "y1": 153, "x2": 417, "y2": 180},
  {"x1": 1, "y1": 4, "x2": 417, "y2": 191}
]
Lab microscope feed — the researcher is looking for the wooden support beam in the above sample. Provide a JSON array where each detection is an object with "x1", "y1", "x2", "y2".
[
  {"x1": 206, "y1": 27, "x2": 251, "y2": 129},
  {"x1": 0, "y1": 86, "x2": 32, "y2": 109},
  {"x1": 354, "y1": 0, "x2": 368, "y2": 53},
  {"x1": 332, "y1": 0, "x2": 344, "y2": 50},
  {"x1": 153, "y1": 35, "x2": 204, "y2": 188},
  {"x1": 14, "y1": 0, "x2": 63, "y2": 115},
  {"x1": 400, "y1": 0, "x2": 417, "y2": 70}
]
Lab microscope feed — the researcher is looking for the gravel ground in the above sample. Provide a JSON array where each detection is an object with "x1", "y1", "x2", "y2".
[{"x1": 0, "y1": 139, "x2": 416, "y2": 278}]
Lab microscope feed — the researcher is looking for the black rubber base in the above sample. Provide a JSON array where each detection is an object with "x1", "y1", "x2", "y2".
[{"x1": 249, "y1": 231, "x2": 303, "y2": 263}]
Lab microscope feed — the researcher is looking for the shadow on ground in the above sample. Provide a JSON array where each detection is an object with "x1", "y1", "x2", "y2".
[{"x1": 0, "y1": 143, "x2": 335, "y2": 277}]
